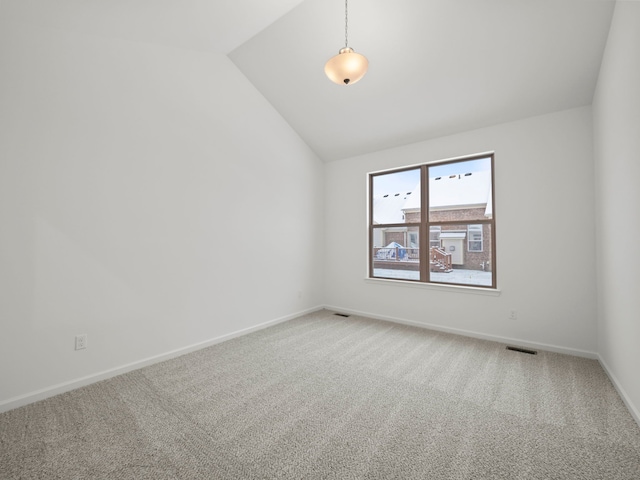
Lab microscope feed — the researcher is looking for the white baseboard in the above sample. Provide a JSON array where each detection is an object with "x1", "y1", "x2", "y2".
[
  {"x1": 323, "y1": 304, "x2": 599, "y2": 359},
  {"x1": 598, "y1": 355, "x2": 640, "y2": 428},
  {"x1": 0, "y1": 306, "x2": 324, "y2": 414}
]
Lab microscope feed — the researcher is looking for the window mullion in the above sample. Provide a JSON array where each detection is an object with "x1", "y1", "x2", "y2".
[{"x1": 420, "y1": 165, "x2": 429, "y2": 282}]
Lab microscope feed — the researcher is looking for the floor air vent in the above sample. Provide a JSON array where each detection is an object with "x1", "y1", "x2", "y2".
[
  {"x1": 334, "y1": 313, "x2": 350, "y2": 318},
  {"x1": 506, "y1": 346, "x2": 538, "y2": 355}
]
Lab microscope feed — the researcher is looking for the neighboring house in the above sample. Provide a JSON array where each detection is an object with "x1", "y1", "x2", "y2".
[{"x1": 372, "y1": 170, "x2": 492, "y2": 271}]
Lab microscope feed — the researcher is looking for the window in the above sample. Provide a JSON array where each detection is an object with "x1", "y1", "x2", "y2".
[
  {"x1": 408, "y1": 231, "x2": 419, "y2": 250},
  {"x1": 429, "y1": 226, "x2": 441, "y2": 248},
  {"x1": 369, "y1": 154, "x2": 496, "y2": 288},
  {"x1": 468, "y1": 225, "x2": 483, "y2": 252}
]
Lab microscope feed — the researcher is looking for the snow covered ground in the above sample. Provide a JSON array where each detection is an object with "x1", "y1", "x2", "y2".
[{"x1": 373, "y1": 268, "x2": 492, "y2": 287}]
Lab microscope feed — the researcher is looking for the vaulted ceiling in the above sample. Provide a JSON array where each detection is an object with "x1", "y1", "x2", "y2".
[
  {"x1": 3, "y1": 0, "x2": 616, "y2": 162},
  {"x1": 231, "y1": 0, "x2": 615, "y2": 161}
]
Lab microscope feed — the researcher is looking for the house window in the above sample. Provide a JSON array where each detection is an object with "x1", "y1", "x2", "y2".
[
  {"x1": 369, "y1": 153, "x2": 496, "y2": 288},
  {"x1": 468, "y1": 225, "x2": 483, "y2": 252},
  {"x1": 429, "y1": 226, "x2": 441, "y2": 248},
  {"x1": 408, "y1": 232, "x2": 419, "y2": 248}
]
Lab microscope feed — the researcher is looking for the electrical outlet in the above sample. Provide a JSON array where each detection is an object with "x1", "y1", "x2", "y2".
[
  {"x1": 75, "y1": 334, "x2": 87, "y2": 350},
  {"x1": 509, "y1": 310, "x2": 518, "y2": 320}
]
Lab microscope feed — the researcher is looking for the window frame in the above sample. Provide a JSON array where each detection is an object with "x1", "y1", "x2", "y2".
[{"x1": 368, "y1": 153, "x2": 497, "y2": 289}]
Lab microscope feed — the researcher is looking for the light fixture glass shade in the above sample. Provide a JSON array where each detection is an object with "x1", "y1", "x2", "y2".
[{"x1": 324, "y1": 47, "x2": 368, "y2": 85}]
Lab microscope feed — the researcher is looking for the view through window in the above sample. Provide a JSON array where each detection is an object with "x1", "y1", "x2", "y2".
[{"x1": 369, "y1": 154, "x2": 496, "y2": 288}]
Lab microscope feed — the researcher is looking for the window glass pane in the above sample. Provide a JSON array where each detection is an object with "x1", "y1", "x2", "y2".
[
  {"x1": 372, "y1": 169, "x2": 420, "y2": 225},
  {"x1": 372, "y1": 226, "x2": 420, "y2": 281},
  {"x1": 429, "y1": 158, "x2": 492, "y2": 222},
  {"x1": 429, "y1": 223, "x2": 492, "y2": 287}
]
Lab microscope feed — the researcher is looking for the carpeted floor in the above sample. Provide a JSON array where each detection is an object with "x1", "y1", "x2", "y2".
[{"x1": 1, "y1": 309, "x2": 639, "y2": 479}]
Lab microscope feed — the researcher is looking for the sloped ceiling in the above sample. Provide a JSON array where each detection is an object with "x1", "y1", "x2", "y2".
[
  {"x1": 230, "y1": 0, "x2": 615, "y2": 161},
  {"x1": 0, "y1": 0, "x2": 306, "y2": 54},
  {"x1": 2, "y1": 0, "x2": 616, "y2": 162}
]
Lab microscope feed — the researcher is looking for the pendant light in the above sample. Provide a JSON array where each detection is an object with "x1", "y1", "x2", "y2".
[{"x1": 324, "y1": 0, "x2": 368, "y2": 85}]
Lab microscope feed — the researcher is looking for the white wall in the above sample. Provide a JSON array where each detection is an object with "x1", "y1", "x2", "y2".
[
  {"x1": 593, "y1": 1, "x2": 640, "y2": 422},
  {"x1": 325, "y1": 107, "x2": 598, "y2": 355},
  {"x1": 0, "y1": 19, "x2": 324, "y2": 408}
]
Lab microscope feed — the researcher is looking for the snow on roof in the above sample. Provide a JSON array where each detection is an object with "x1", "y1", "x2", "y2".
[
  {"x1": 484, "y1": 183, "x2": 493, "y2": 217},
  {"x1": 373, "y1": 170, "x2": 492, "y2": 224},
  {"x1": 429, "y1": 170, "x2": 491, "y2": 209},
  {"x1": 400, "y1": 184, "x2": 420, "y2": 211},
  {"x1": 372, "y1": 191, "x2": 414, "y2": 224}
]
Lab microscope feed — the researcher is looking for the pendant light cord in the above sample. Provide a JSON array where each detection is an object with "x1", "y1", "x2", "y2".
[{"x1": 344, "y1": 0, "x2": 349, "y2": 48}]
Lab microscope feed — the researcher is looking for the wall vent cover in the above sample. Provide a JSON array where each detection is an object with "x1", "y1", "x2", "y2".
[{"x1": 506, "y1": 346, "x2": 538, "y2": 355}]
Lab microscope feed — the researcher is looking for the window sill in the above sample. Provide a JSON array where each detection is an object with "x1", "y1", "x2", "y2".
[{"x1": 364, "y1": 277, "x2": 501, "y2": 296}]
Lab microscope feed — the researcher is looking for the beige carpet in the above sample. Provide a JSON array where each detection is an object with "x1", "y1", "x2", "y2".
[{"x1": 1, "y1": 309, "x2": 639, "y2": 479}]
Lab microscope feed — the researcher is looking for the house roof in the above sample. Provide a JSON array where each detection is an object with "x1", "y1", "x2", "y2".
[
  {"x1": 373, "y1": 170, "x2": 492, "y2": 224},
  {"x1": 372, "y1": 191, "x2": 415, "y2": 224},
  {"x1": 430, "y1": 170, "x2": 492, "y2": 211}
]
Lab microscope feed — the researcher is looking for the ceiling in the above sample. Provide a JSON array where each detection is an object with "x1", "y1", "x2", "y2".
[
  {"x1": 2, "y1": 0, "x2": 616, "y2": 162},
  {"x1": 230, "y1": 0, "x2": 615, "y2": 161},
  {"x1": 0, "y1": 0, "x2": 306, "y2": 54}
]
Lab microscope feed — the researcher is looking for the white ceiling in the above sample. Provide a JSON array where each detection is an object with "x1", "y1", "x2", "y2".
[
  {"x1": 3, "y1": 0, "x2": 616, "y2": 162},
  {"x1": 0, "y1": 0, "x2": 306, "y2": 54},
  {"x1": 230, "y1": 0, "x2": 616, "y2": 161}
]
